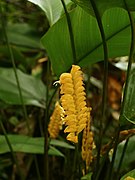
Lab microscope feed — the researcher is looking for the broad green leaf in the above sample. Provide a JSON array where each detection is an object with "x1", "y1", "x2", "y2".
[
  {"x1": 121, "y1": 69, "x2": 135, "y2": 125},
  {"x1": 0, "y1": 68, "x2": 46, "y2": 108},
  {"x1": 42, "y1": 7, "x2": 135, "y2": 76},
  {"x1": 27, "y1": 0, "x2": 72, "y2": 26},
  {"x1": 0, "y1": 23, "x2": 42, "y2": 50},
  {"x1": 72, "y1": 0, "x2": 135, "y2": 16},
  {"x1": 0, "y1": 45, "x2": 24, "y2": 64},
  {"x1": 114, "y1": 135, "x2": 135, "y2": 173},
  {"x1": 0, "y1": 45, "x2": 26, "y2": 66},
  {"x1": 0, "y1": 135, "x2": 74, "y2": 156},
  {"x1": 120, "y1": 169, "x2": 135, "y2": 180}
]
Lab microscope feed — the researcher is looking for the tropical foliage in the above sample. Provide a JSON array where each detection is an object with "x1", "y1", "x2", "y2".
[{"x1": 0, "y1": 0, "x2": 135, "y2": 179}]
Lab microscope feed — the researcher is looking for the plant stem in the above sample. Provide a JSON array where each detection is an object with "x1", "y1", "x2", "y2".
[
  {"x1": 0, "y1": 119, "x2": 24, "y2": 180},
  {"x1": 107, "y1": 2, "x2": 135, "y2": 179},
  {"x1": 105, "y1": 129, "x2": 119, "y2": 180},
  {"x1": 116, "y1": 137, "x2": 129, "y2": 179},
  {"x1": 95, "y1": 136, "x2": 116, "y2": 180},
  {"x1": 61, "y1": 0, "x2": 77, "y2": 64},
  {"x1": 48, "y1": 86, "x2": 59, "y2": 116},
  {"x1": 114, "y1": 2, "x2": 135, "y2": 179},
  {"x1": 44, "y1": 118, "x2": 49, "y2": 180},
  {"x1": 71, "y1": 143, "x2": 78, "y2": 180},
  {"x1": 0, "y1": 4, "x2": 41, "y2": 180},
  {"x1": 0, "y1": 6, "x2": 30, "y2": 132},
  {"x1": 119, "y1": 0, "x2": 135, "y2": 116},
  {"x1": 44, "y1": 60, "x2": 50, "y2": 180},
  {"x1": 90, "y1": 0, "x2": 108, "y2": 179}
]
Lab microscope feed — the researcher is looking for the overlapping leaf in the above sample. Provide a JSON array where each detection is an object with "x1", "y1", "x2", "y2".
[
  {"x1": 0, "y1": 68, "x2": 46, "y2": 108},
  {"x1": 0, "y1": 135, "x2": 74, "y2": 157},
  {"x1": 72, "y1": 0, "x2": 135, "y2": 16},
  {"x1": 42, "y1": 7, "x2": 135, "y2": 76},
  {"x1": 28, "y1": 0, "x2": 72, "y2": 26},
  {"x1": 0, "y1": 23, "x2": 42, "y2": 50},
  {"x1": 114, "y1": 136, "x2": 135, "y2": 173}
]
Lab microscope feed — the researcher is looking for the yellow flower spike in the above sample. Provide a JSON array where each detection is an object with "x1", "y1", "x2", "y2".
[
  {"x1": 60, "y1": 71, "x2": 78, "y2": 143},
  {"x1": 124, "y1": 177, "x2": 135, "y2": 180},
  {"x1": 59, "y1": 65, "x2": 89, "y2": 143},
  {"x1": 48, "y1": 102, "x2": 63, "y2": 139},
  {"x1": 70, "y1": 65, "x2": 88, "y2": 134},
  {"x1": 82, "y1": 108, "x2": 93, "y2": 171}
]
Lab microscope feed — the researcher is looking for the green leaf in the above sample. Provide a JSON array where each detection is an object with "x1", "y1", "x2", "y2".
[
  {"x1": 72, "y1": 0, "x2": 135, "y2": 17},
  {"x1": 0, "y1": 45, "x2": 26, "y2": 66},
  {"x1": 48, "y1": 146, "x2": 64, "y2": 157},
  {"x1": 114, "y1": 135, "x2": 135, "y2": 173},
  {"x1": 121, "y1": 69, "x2": 135, "y2": 125},
  {"x1": 50, "y1": 139, "x2": 75, "y2": 149},
  {"x1": 42, "y1": 7, "x2": 135, "y2": 76},
  {"x1": 0, "y1": 23, "x2": 42, "y2": 50},
  {"x1": 0, "y1": 135, "x2": 74, "y2": 157},
  {"x1": 27, "y1": 0, "x2": 72, "y2": 26},
  {"x1": 0, "y1": 135, "x2": 74, "y2": 155},
  {"x1": 120, "y1": 169, "x2": 135, "y2": 180},
  {"x1": 0, "y1": 68, "x2": 46, "y2": 108},
  {"x1": 81, "y1": 173, "x2": 92, "y2": 180}
]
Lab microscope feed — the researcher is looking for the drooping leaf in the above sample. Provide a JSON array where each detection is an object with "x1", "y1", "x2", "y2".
[
  {"x1": 120, "y1": 169, "x2": 135, "y2": 180},
  {"x1": 50, "y1": 139, "x2": 75, "y2": 149},
  {"x1": 0, "y1": 135, "x2": 74, "y2": 156},
  {"x1": 120, "y1": 69, "x2": 135, "y2": 125},
  {"x1": 0, "y1": 45, "x2": 27, "y2": 68},
  {"x1": 48, "y1": 146, "x2": 64, "y2": 157},
  {"x1": 0, "y1": 23, "x2": 42, "y2": 50},
  {"x1": 114, "y1": 135, "x2": 135, "y2": 173},
  {"x1": 72, "y1": 0, "x2": 135, "y2": 17},
  {"x1": 0, "y1": 68, "x2": 46, "y2": 108},
  {"x1": 42, "y1": 7, "x2": 135, "y2": 76},
  {"x1": 27, "y1": 0, "x2": 72, "y2": 26}
]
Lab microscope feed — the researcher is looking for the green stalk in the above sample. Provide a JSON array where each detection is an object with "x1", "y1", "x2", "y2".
[
  {"x1": 107, "y1": 1, "x2": 135, "y2": 179},
  {"x1": 61, "y1": 0, "x2": 77, "y2": 64},
  {"x1": 119, "y1": 0, "x2": 135, "y2": 116},
  {"x1": 39, "y1": 87, "x2": 59, "y2": 138},
  {"x1": 0, "y1": 119, "x2": 24, "y2": 180},
  {"x1": 116, "y1": 137, "x2": 129, "y2": 180},
  {"x1": 105, "y1": 129, "x2": 119, "y2": 180},
  {"x1": 0, "y1": 3, "x2": 30, "y2": 133},
  {"x1": 89, "y1": 1, "x2": 108, "y2": 179},
  {"x1": 0, "y1": 4, "x2": 41, "y2": 180},
  {"x1": 96, "y1": 136, "x2": 116, "y2": 180},
  {"x1": 48, "y1": 86, "x2": 59, "y2": 116},
  {"x1": 71, "y1": 144, "x2": 79, "y2": 180},
  {"x1": 44, "y1": 60, "x2": 50, "y2": 180},
  {"x1": 115, "y1": 1, "x2": 135, "y2": 179}
]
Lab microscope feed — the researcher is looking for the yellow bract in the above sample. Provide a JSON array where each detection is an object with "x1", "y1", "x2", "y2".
[
  {"x1": 59, "y1": 65, "x2": 89, "y2": 143},
  {"x1": 81, "y1": 108, "x2": 93, "y2": 171},
  {"x1": 48, "y1": 102, "x2": 63, "y2": 139}
]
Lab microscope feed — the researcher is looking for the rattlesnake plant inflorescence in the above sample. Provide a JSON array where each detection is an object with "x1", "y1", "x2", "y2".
[
  {"x1": 81, "y1": 107, "x2": 93, "y2": 171},
  {"x1": 59, "y1": 65, "x2": 90, "y2": 143},
  {"x1": 48, "y1": 102, "x2": 63, "y2": 139}
]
